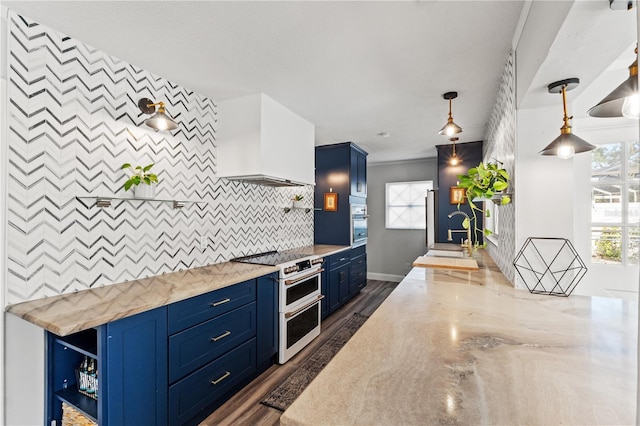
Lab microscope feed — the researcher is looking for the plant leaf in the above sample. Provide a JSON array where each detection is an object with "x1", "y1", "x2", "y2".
[
  {"x1": 124, "y1": 180, "x2": 133, "y2": 191},
  {"x1": 462, "y1": 217, "x2": 470, "y2": 229},
  {"x1": 485, "y1": 209, "x2": 491, "y2": 218},
  {"x1": 143, "y1": 163, "x2": 154, "y2": 172},
  {"x1": 483, "y1": 229, "x2": 493, "y2": 236},
  {"x1": 121, "y1": 163, "x2": 132, "y2": 170},
  {"x1": 494, "y1": 180, "x2": 508, "y2": 191},
  {"x1": 501, "y1": 196, "x2": 511, "y2": 205}
]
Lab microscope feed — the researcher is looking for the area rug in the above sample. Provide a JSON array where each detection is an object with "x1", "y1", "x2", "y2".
[{"x1": 260, "y1": 312, "x2": 369, "y2": 411}]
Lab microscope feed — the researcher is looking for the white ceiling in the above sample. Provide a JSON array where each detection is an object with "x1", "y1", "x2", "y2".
[{"x1": 1, "y1": 1, "x2": 636, "y2": 163}]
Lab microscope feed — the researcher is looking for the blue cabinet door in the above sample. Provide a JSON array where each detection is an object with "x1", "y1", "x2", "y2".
[
  {"x1": 320, "y1": 266, "x2": 329, "y2": 319},
  {"x1": 338, "y1": 264, "x2": 351, "y2": 304},
  {"x1": 104, "y1": 306, "x2": 168, "y2": 426},
  {"x1": 256, "y1": 272, "x2": 278, "y2": 370}
]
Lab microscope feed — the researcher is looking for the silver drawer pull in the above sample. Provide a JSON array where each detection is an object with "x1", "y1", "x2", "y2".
[
  {"x1": 211, "y1": 298, "x2": 231, "y2": 307},
  {"x1": 211, "y1": 331, "x2": 231, "y2": 342},
  {"x1": 211, "y1": 371, "x2": 231, "y2": 385}
]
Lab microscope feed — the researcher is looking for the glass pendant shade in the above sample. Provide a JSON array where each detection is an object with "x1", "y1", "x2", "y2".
[
  {"x1": 539, "y1": 133, "x2": 595, "y2": 159},
  {"x1": 588, "y1": 52, "x2": 638, "y2": 118},
  {"x1": 144, "y1": 110, "x2": 178, "y2": 131}
]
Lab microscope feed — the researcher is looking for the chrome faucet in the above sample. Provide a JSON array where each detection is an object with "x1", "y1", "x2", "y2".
[{"x1": 447, "y1": 211, "x2": 473, "y2": 257}]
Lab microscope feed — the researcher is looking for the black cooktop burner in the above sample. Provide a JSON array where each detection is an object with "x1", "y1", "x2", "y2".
[{"x1": 232, "y1": 248, "x2": 315, "y2": 266}]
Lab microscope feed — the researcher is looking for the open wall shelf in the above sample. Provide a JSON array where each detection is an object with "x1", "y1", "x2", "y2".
[{"x1": 76, "y1": 196, "x2": 205, "y2": 210}]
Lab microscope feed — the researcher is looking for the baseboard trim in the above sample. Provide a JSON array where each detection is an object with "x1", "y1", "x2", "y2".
[{"x1": 367, "y1": 272, "x2": 404, "y2": 283}]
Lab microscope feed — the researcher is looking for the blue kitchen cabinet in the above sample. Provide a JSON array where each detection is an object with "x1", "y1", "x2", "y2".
[
  {"x1": 46, "y1": 307, "x2": 168, "y2": 426},
  {"x1": 256, "y1": 272, "x2": 279, "y2": 370},
  {"x1": 46, "y1": 272, "x2": 279, "y2": 426},
  {"x1": 326, "y1": 250, "x2": 351, "y2": 315},
  {"x1": 349, "y1": 244, "x2": 367, "y2": 296},
  {"x1": 314, "y1": 142, "x2": 368, "y2": 246}
]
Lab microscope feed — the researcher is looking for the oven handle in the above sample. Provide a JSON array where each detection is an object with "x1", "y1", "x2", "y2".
[
  {"x1": 284, "y1": 294, "x2": 325, "y2": 318},
  {"x1": 284, "y1": 268, "x2": 325, "y2": 286}
]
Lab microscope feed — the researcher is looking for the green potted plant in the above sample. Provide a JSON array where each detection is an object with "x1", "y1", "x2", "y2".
[
  {"x1": 456, "y1": 161, "x2": 511, "y2": 248},
  {"x1": 121, "y1": 162, "x2": 158, "y2": 199},
  {"x1": 292, "y1": 194, "x2": 304, "y2": 209}
]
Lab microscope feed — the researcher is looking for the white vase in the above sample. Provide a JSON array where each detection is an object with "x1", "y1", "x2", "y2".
[
  {"x1": 134, "y1": 183, "x2": 156, "y2": 199},
  {"x1": 293, "y1": 200, "x2": 304, "y2": 209}
]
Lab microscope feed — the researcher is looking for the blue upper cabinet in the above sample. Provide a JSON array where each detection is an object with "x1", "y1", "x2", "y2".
[{"x1": 315, "y1": 142, "x2": 368, "y2": 246}]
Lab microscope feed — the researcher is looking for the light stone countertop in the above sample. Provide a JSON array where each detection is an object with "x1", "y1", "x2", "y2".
[
  {"x1": 6, "y1": 244, "x2": 349, "y2": 336},
  {"x1": 281, "y1": 250, "x2": 638, "y2": 425}
]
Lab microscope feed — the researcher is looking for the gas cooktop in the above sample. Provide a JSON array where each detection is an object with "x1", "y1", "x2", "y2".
[{"x1": 231, "y1": 248, "x2": 316, "y2": 266}]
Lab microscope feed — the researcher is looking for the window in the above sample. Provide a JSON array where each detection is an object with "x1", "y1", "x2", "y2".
[
  {"x1": 484, "y1": 200, "x2": 500, "y2": 239},
  {"x1": 385, "y1": 181, "x2": 433, "y2": 229},
  {"x1": 591, "y1": 140, "x2": 639, "y2": 265}
]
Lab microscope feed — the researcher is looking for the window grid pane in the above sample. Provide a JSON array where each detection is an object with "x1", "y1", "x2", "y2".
[{"x1": 385, "y1": 181, "x2": 433, "y2": 229}]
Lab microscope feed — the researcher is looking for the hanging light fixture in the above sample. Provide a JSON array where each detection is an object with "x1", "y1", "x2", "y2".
[
  {"x1": 438, "y1": 91, "x2": 463, "y2": 136},
  {"x1": 449, "y1": 137, "x2": 460, "y2": 165},
  {"x1": 138, "y1": 98, "x2": 178, "y2": 131},
  {"x1": 588, "y1": 45, "x2": 638, "y2": 119},
  {"x1": 540, "y1": 78, "x2": 596, "y2": 159}
]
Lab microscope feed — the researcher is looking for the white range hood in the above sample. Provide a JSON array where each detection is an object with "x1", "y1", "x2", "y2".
[{"x1": 217, "y1": 93, "x2": 315, "y2": 186}]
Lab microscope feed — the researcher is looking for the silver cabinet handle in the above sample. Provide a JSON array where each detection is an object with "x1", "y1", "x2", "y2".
[
  {"x1": 211, "y1": 371, "x2": 231, "y2": 385},
  {"x1": 211, "y1": 331, "x2": 231, "y2": 342},
  {"x1": 211, "y1": 298, "x2": 231, "y2": 307}
]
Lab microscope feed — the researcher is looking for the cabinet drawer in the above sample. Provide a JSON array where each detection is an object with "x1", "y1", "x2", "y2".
[
  {"x1": 350, "y1": 245, "x2": 366, "y2": 259},
  {"x1": 169, "y1": 302, "x2": 256, "y2": 383},
  {"x1": 329, "y1": 251, "x2": 350, "y2": 270},
  {"x1": 168, "y1": 280, "x2": 256, "y2": 334},
  {"x1": 351, "y1": 254, "x2": 366, "y2": 271},
  {"x1": 350, "y1": 264, "x2": 366, "y2": 285},
  {"x1": 169, "y1": 338, "x2": 256, "y2": 426}
]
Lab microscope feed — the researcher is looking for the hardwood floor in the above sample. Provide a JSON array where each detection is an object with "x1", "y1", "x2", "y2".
[{"x1": 199, "y1": 279, "x2": 399, "y2": 426}]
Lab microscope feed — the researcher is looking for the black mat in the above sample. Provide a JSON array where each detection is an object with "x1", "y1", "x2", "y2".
[{"x1": 260, "y1": 312, "x2": 369, "y2": 411}]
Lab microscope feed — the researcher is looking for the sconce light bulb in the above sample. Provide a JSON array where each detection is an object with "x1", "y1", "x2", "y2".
[
  {"x1": 622, "y1": 94, "x2": 640, "y2": 119},
  {"x1": 156, "y1": 119, "x2": 168, "y2": 131},
  {"x1": 556, "y1": 144, "x2": 575, "y2": 160},
  {"x1": 450, "y1": 156, "x2": 459, "y2": 166}
]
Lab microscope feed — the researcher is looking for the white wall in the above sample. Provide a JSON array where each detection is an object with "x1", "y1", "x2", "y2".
[{"x1": 514, "y1": 106, "x2": 577, "y2": 290}]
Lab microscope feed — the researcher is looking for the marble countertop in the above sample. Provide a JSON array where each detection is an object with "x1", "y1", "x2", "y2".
[
  {"x1": 6, "y1": 244, "x2": 349, "y2": 336},
  {"x1": 281, "y1": 251, "x2": 637, "y2": 425}
]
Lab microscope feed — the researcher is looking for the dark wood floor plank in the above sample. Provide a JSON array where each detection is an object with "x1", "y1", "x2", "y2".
[{"x1": 200, "y1": 279, "x2": 399, "y2": 425}]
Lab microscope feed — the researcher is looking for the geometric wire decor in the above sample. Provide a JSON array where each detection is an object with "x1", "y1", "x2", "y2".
[{"x1": 513, "y1": 237, "x2": 588, "y2": 297}]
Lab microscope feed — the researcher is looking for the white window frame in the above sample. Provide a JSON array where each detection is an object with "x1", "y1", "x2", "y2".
[
  {"x1": 590, "y1": 139, "x2": 639, "y2": 266},
  {"x1": 385, "y1": 180, "x2": 433, "y2": 230}
]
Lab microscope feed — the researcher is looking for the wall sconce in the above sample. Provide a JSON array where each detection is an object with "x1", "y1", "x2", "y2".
[
  {"x1": 588, "y1": 45, "x2": 638, "y2": 119},
  {"x1": 138, "y1": 98, "x2": 178, "y2": 131},
  {"x1": 438, "y1": 92, "x2": 463, "y2": 136},
  {"x1": 540, "y1": 78, "x2": 595, "y2": 159},
  {"x1": 449, "y1": 137, "x2": 460, "y2": 166}
]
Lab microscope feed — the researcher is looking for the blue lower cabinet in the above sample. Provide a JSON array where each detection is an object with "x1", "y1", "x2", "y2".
[
  {"x1": 169, "y1": 302, "x2": 256, "y2": 383},
  {"x1": 169, "y1": 338, "x2": 257, "y2": 426},
  {"x1": 104, "y1": 306, "x2": 169, "y2": 426},
  {"x1": 46, "y1": 273, "x2": 277, "y2": 426},
  {"x1": 256, "y1": 272, "x2": 279, "y2": 370}
]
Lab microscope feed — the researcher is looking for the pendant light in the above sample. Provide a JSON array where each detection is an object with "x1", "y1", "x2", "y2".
[
  {"x1": 449, "y1": 137, "x2": 460, "y2": 165},
  {"x1": 540, "y1": 78, "x2": 595, "y2": 159},
  {"x1": 138, "y1": 98, "x2": 179, "y2": 131},
  {"x1": 438, "y1": 92, "x2": 463, "y2": 136},
  {"x1": 588, "y1": 45, "x2": 638, "y2": 119}
]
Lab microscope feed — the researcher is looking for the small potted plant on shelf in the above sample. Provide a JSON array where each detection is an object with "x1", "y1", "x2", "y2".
[
  {"x1": 456, "y1": 161, "x2": 511, "y2": 248},
  {"x1": 121, "y1": 162, "x2": 159, "y2": 199},
  {"x1": 292, "y1": 194, "x2": 304, "y2": 209}
]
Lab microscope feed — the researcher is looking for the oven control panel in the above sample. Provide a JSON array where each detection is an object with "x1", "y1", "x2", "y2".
[{"x1": 283, "y1": 257, "x2": 324, "y2": 275}]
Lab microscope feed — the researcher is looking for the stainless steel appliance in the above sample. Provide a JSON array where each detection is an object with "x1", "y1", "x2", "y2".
[
  {"x1": 232, "y1": 249, "x2": 324, "y2": 363},
  {"x1": 350, "y1": 203, "x2": 368, "y2": 247}
]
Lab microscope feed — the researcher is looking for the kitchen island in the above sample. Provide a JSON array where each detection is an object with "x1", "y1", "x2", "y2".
[{"x1": 281, "y1": 250, "x2": 637, "y2": 425}]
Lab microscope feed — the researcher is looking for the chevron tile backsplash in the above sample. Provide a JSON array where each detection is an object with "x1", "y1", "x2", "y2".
[
  {"x1": 5, "y1": 11, "x2": 313, "y2": 305},
  {"x1": 483, "y1": 50, "x2": 516, "y2": 284}
]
